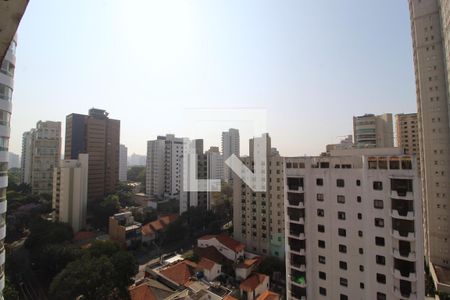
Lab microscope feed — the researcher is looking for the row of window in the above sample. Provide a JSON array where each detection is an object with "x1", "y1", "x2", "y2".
[
  {"x1": 317, "y1": 178, "x2": 384, "y2": 190},
  {"x1": 316, "y1": 194, "x2": 385, "y2": 208},
  {"x1": 317, "y1": 236, "x2": 386, "y2": 250}
]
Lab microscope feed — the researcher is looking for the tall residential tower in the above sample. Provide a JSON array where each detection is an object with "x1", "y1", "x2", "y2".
[
  {"x1": 222, "y1": 128, "x2": 240, "y2": 182},
  {"x1": 409, "y1": 0, "x2": 450, "y2": 293}
]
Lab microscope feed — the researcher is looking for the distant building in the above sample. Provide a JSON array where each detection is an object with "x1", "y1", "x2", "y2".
[
  {"x1": 222, "y1": 128, "x2": 240, "y2": 182},
  {"x1": 7, "y1": 152, "x2": 19, "y2": 169},
  {"x1": 20, "y1": 121, "x2": 62, "y2": 194},
  {"x1": 239, "y1": 273, "x2": 270, "y2": 300},
  {"x1": 119, "y1": 144, "x2": 128, "y2": 182},
  {"x1": 197, "y1": 234, "x2": 245, "y2": 263},
  {"x1": 128, "y1": 153, "x2": 146, "y2": 166},
  {"x1": 109, "y1": 211, "x2": 142, "y2": 248},
  {"x1": 52, "y1": 154, "x2": 88, "y2": 232},
  {"x1": 206, "y1": 146, "x2": 224, "y2": 181},
  {"x1": 326, "y1": 135, "x2": 354, "y2": 153},
  {"x1": 233, "y1": 134, "x2": 285, "y2": 258},
  {"x1": 65, "y1": 108, "x2": 120, "y2": 201},
  {"x1": 353, "y1": 113, "x2": 393, "y2": 148},
  {"x1": 396, "y1": 113, "x2": 420, "y2": 174},
  {"x1": 146, "y1": 134, "x2": 184, "y2": 199}
]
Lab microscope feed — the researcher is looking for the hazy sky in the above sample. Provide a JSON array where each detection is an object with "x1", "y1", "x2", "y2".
[{"x1": 11, "y1": 0, "x2": 416, "y2": 157}]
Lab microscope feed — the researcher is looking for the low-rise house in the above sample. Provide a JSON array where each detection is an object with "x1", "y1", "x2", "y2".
[
  {"x1": 239, "y1": 273, "x2": 269, "y2": 300},
  {"x1": 141, "y1": 214, "x2": 178, "y2": 244},
  {"x1": 255, "y1": 290, "x2": 280, "y2": 300},
  {"x1": 129, "y1": 278, "x2": 176, "y2": 300},
  {"x1": 235, "y1": 257, "x2": 261, "y2": 281},
  {"x1": 197, "y1": 257, "x2": 222, "y2": 281},
  {"x1": 109, "y1": 212, "x2": 142, "y2": 248},
  {"x1": 197, "y1": 234, "x2": 245, "y2": 262}
]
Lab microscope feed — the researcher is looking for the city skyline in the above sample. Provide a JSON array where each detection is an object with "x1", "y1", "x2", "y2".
[{"x1": 10, "y1": 0, "x2": 416, "y2": 156}]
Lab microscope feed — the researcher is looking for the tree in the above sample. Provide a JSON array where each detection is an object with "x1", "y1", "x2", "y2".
[
  {"x1": 89, "y1": 195, "x2": 121, "y2": 229},
  {"x1": 111, "y1": 251, "x2": 138, "y2": 297},
  {"x1": 25, "y1": 219, "x2": 73, "y2": 252},
  {"x1": 161, "y1": 219, "x2": 187, "y2": 246},
  {"x1": 87, "y1": 240, "x2": 120, "y2": 258},
  {"x1": 35, "y1": 244, "x2": 82, "y2": 282},
  {"x1": 127, "y1": 166, "x2": 145, "y2": 186}
]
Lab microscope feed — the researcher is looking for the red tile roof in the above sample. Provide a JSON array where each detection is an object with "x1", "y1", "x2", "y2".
[
  {"x1": 197, "y1": 257, "x2": 217, "y2": 271},
  {"x1": 159, "y1": 261, "x2": 194, "y2": 286},
  {"x1": 237, "y1": 257, "x2": 261, "y2": 269},
  {"x1": 256, "y1": 290, "x2": 280, "y2": 300},
  {"x1": 73, "y1": 231, "x2": 96, "y2": 242},
  {"x1": 194, "y1": 246, "x2": 232, "y2": 265},
  {"x1": 240, "y1": 273, "x2": 268, "y2": 292},
  {"x1": 224, "y1": 295, "x2": 238, "y2": 300},
  {"x1": 198, "y1": 234, "x2": 245, "y2": 253},
  {"x1": 142, "y1": 214, "x2": 178, "y2": 236},
  {"x1": 129, "y1": 284, "x2": 157, "y2": 300}
]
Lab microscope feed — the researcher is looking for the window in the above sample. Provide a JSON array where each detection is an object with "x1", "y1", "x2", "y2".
[
  {"x1": 319, "y1": 271, "x2": 326, "y2": 280},
  {"x1": 338, "y1": 211, "x2": 346, "y2": 220},
  {"x1": 359, "y1": 248, "x2": 364, "y2": 254},
  {"x1": 337, "y1": 195, "x2": 345, "y2": 204},
  {"x1": 377, "y1": 293, "x2": 386, "y2": 300},
  {"x1": 316, "y1": 178, "x2": 323, "y2": 186},
  {"x1": 357, "y1": 196, "x2": 362, "y2": 203},
  {"x1": 358, "y1": 230, "x2": 363, "y2": 237},
  {"x1": 376, "y1": 255, "x2": 386, "y2": 265},
  {"x1": 317, "y1": 209, "x2": 324, "y2": 217},
  {"x1": 319, "y1": 256, "x2": 326, "y2": 264},
  {"x1": 337, "y1": 179, "x2": 345, "y2": 187},
  {"x1": 319, "y1": 287, "x2": 327, "y2": 296},
  {"x1": 339, "y1": 261, "x2": 347, "y2": 270},
  {"x1": 357, "y1": 213, "x2": 362, "y2": 220},
  {"x1": 317, "y1": 193, "x2": 324, "y2": 201},
  {"x1": 318, "y1": 224, "x2": 325, "y2": 233},
  {"x1": 359, "y1": 265, "x2": 364, "y2": 272},
  {"x1": 340, "y1": 278, "x2": 348, "y2": 287},
  {"x1": 376, "y1": 273, "x2": 386, "y2": 284},
  {"x1": 340, "y1": 295, "x2": 348, "y2": 300},
  {"x1": 360, "y1": 282, "x2": 365, "y2": 289},
  {"x1": 375, "y1": 236, "x2": 385, "y2": 246},
  {"x1": 375, "y1": 218, "x2": 384, "y2": 228},
  {"x1": 339, "y1": 244, "x2": 347, "y2": 253},
  {"x1": 338, "y1": 228, "x2": 346, "y2": 237},
  {"x1": 373, "y1": 181, "x2": 383, "y2": 190},
  {"x1": 356, "y1": 179, "x2": 361, "y2": 186},
  {"x1": 318, "y1": 240, "x2": 326, "y2": 248},
  {"x1": 374, "y1": 200, "x2": 384, "y2": 209}
]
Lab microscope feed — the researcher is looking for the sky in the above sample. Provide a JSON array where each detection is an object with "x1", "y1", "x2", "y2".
[{"x1": 10, "y1": 0, "x2": 416, "y2": 157}]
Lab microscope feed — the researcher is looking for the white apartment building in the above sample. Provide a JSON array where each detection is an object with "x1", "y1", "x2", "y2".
[
  {"x1": 284, "y1": 149, "x2": 424, "y2": 300},
  {"x1": 233, "y1": 134, "x2": 285, "y2": 259},
  {"x1": 146, "y1": 134, "x2": 184, "y2": 199},
  {"x1": 409, "y1": 0, "x2": 450, "y2": 293},
  {"x1": 326, "y1": 135, "x2": 354, "y2": 153},
  {"x1": 119, "y1": 144, "x2": 128, "y2": 182},
  {"x1": 353, "y1": 114, "x2": 394, "y2": 148},
  {"x1": 222, "y1": 128, "x2": 240, "y2": 182},
  {"x1": 52, "y1": 154, "x2": 88, "y2": 233},
  {"x1": 21, "y1": 121, "x2": 62, "y2": 194},
  {"x1": 206, "y1": 146, "x2": 224, "y2": 181}
]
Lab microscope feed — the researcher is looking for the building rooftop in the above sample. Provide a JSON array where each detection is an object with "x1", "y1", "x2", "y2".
[
  {"x1": 198, "y1": 234, "x2": 245, "y2": 253},
  {"x1": 237, "y1": 257, "x2": 261, "y2": 269},
  {"x1": 240, "y1": 273, "x2": 268, "y2": 292},
  {"x1": 255, "y1": 290, "x2": 280, "y2": 300},
  {"x1": 197, "y1": 258, "x2": 217, "y2": 271},
  {"x1": 159, "y1": 261, "x2": 196, "y2": 286}
]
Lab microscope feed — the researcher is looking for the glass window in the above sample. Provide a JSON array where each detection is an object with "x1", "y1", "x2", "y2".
[
  {"x1": 0, "y1": 110, "x2": 11, "y2": 127},
  {"x1": 375, "y1": 218, "x2": 384, "y2": 228},
  {"x1": 375, "y1": 236, "x2": 385, "y2": 246},
  {"x1": 316, "y1": 178, "x2": 323, "y2": 186},
  {"x1": 374, "y1": 200, "x2": 384, "y2": 209},
  {"x1": 0, "y1": 137, "x2": 9, "y2": 151},
  {"x1": 337, "y1": 179, "x2": 345, "y2": 187},
  {"x1": 373, "y1": 181, "x2": 383, "y2": 190},
  {"x1": 339, "y1": 261, "x2": 347, "y2": 270},
  {"x1": 0, "y1": 84, "x2": 13, "y2": 102},
  {"x1": 337, "y1": 195, "x2": 345, "y2": 204}
]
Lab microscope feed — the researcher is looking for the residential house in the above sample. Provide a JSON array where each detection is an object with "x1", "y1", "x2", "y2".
[
  {"x1": 197, "y1": 234, "x2": 245, "y2": 263},
  {"x1": 239, "y1": 273, "x2": 269, "y2": 300}
]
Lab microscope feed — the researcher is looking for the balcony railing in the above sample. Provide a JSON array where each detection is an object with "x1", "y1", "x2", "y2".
[
  {"x1": 391, "y1": 210, "x2": 415, "y2": 220},
  {"x1": 393, "y1": 248, "x2": 416, "y2": 261}
]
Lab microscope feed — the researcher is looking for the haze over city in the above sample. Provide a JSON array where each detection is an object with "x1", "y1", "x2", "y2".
[{"x1": 10, "y1": 0, "x2": 416, "y2": 156}]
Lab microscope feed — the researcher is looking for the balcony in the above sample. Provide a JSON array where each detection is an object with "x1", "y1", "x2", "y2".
[
  {"x1": 287, "y1": 177, "x2": 304, "y2": 193},
  {"x1": 391, "y1": 178, "x2": 414, "y2": 199},
  {"x1": 289, "y1": 223, "x2": 305, "y2": 239},
  {"x1": 391, "y1": 190, "x2": 414, "y2": 200},
  {"x1": 393, "y1": 287, "x2": 416, "y2": 300},
  {"x1": 288, "y1": 193, "x2": 304, "y2": 207},
  {"x1": 392, "y1": 230, "x2": 415, "y2": 241},
  {"x1": 291, "y1": 264, "x2": 306, "y2": 272},
  {"x1": 393, "y1": 248, "x2": 416, "y2": 261},
  {"x1": 393, "y1": 269, "x2": 417, "y2": 281},
  {"x1": 288, "y1": 208, "x2": 305, "y2": 223},
  {"x1": 290, "y1": 284, "x2": 307, "y2": 300},
  {"x1": 394, "y1": 259, "x2": 417, "y2": 281},
  {"x1": 391, "y1": 210, "x2": 415, "y2": 220}
]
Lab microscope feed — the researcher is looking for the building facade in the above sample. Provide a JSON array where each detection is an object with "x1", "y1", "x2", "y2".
[
  {"x1": 284, "y1": 149, "x2": 424, "y2": 300},
  {"x1": 222, "y1": 128, "x2": 240, "y2": 182},
  {"x1": 119, "y1": 144, "x2": 128, "y2": 182},
  {"x1": 146, "y1": 134, "x2": 184, "y2": 199},
  {"x1": 395, "y1": 114, "x2": 419, "y2": 155},
  {"x1": 20, "y1": 121, "x2": 62, "y2": 194},
  {"x1": 409, "y1": 0, "x2": 450, "y2": 293},
  {"x1": 233, "y1": 134, "x2": 285, "y2": 258},
  {"x1": 325, "y1": 135, "x2": 354, "y2": 153},
  {"x1": 65, "y1": 108, "x2": 120, "y2": 201},
  {"x1": 52, "y1": 154, "x2": 88, "y2": 232},
  {"x1": 353, "y1": 114, "x2": 394, "y2": 148},
  {"x1": 7, "y1": 152, "x2": 19, "y2": 169}
]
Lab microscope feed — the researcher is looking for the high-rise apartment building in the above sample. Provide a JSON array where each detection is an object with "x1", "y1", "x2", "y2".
[
  {"x1": 119, "y1": 144, "x2": 128, "y2": 182},
  {"x1": 20, "y1": 130, "x2": 32, "y2": 184},
  {"x1": 395, "y1": 114, "x2": 419, "y2": 155},
  {"x1": 20, "y1": 121, "x2": 62, "y2": 194},
  {"x1": 325, "y1": 135, "x2": 354, "y2": 153},
  {"x1": 233, "y1": 134, "x2": 285, "y2": 258},
  {"x1": 53, "y1": 154, "x2": 88, "y2": 232},
  {"x1": 128, "y1": 153, "x2": 146, "y2": 166},
  {"x1": 409, "y1": 0, "x2": 450, "y2": 293},
  {"x1": 65, "y1": 108, "x2": 120, "y2": 201},
  {"x1": 206, "y1": 146, "x2": 224, "y2": 181},
  {"x1": 8, "y1": 152, "x2": 19, "y2": 169},
  {"x1": 353, "y1": 114, "x2": 394, "y2": 148},
  {"x1": 284, "y1": 148, "x2": 424, "y2": 300},
  {"x1": 222, "y1": 128, "x2": 240, "y2": 182},
  {"x1": 146, "y1": 134, "x2": 184, "y2": 199}
]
